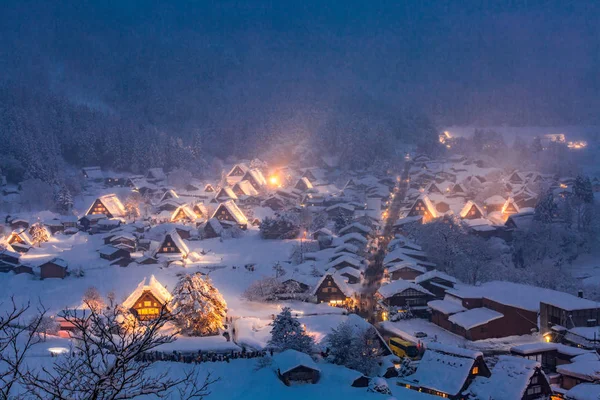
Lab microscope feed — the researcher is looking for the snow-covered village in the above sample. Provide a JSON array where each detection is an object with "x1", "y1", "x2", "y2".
[{"x1": 1, "y1": 2, "x2": 600, "y2": 400}]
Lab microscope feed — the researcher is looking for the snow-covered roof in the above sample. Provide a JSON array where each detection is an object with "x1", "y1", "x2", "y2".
[
  {"x1": 86, "y1": 194, "x2": 126, "y2": 218},
  {"x1": 448, "y1": 281, "x2": 600, "y2": 312},
  {"x1": 459, "y1": 201, "x2": 484, "y2": 218},
  {"x1": 211, "y1": 200, "x2": 248, "y2": 225},
  {"x1": 122, "y1": 275, "x2": 173, "y2": 310},
  {"x1": 568, "y1": 326, "x2": 600, "y2": 341},
  {"x1": 296, "y1": 177, "x2": 314, "y2": 190},
  {"x1": 428, "y1": 299, "x2": 466, "y2": 315},
  {"x1": 484, "y1": 195, "x2": 506, "y2": 205},
  {"x1": 333, "y1": 244, "x2": 359, "y2": 254},
  {"x1": 377, "y1": 280, "x2": 433, "y2": 299},
  {"x1": 332, "y1": 266, "x2": 362, "y2": 279},
  {"x1": 273, "y1": 349, "x2": 320, "y2": 375},
  {"x1": 97, "y1": 245, "x2": 124, "y2": 256},
  {"x1": 565, "y1": 383, "x2": 600, "y2": 400},
  {"x1": 244, "y1": 168, "x2": 267, "y2": 186},
  {"x1": 324, "y1": 255, "x2": 363, "y2": 270},
  {"x1": 160, "y1": 189, "x2": 180, "y2": 202},
  {"x1": 312, "y1": 273, "x2": 358, "y2": 298},
  {"x1": 216, "y1": 186, "x2": 238, "y2": 200},
  {"x1": 338, "y1": 222, "x2": 371, "y2": 235},
  {"x1": 82, "y1": 166, "x2": 104, "y2": 179},
  {"x1": 386, "y1": 262, "x2": 426, "y2": 274},
  {"x1": 171, "y1": 205, "x2": 197, "y2": 222},
  {"x1": 402, "y1": 344, "x2": 481, "y2": 396},
  {"x1": 234, "y1": 180, "x2": 259, "y2": 196},
  {"x1": 448, "y1": 307, "x2": 504, "y2": 330},
  {"x1": 466, "y1": 355, "x2": 541, "y2": 400},
  {"x1": 338, "y1": 232, "x2": 368, "y2": 245},
  {"x1": 206, "y1": 218, "x2": 224, "y2": 235},
  {"x1": 557, "y1": 360, "x2": 600, "y2": 381},
  {"x1": 393, "y1": 215, "x2": 423, "y2": 227},
  {"x1": 415, "y1": 270, "x2": 457, "y2": 285}
]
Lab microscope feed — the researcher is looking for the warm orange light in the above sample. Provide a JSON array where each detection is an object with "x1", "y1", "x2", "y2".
[{"x1": 269, "y1": 176, "x2": 278, "y2": 186}]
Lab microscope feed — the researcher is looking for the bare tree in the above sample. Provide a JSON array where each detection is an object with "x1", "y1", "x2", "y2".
[
  {"x1": 21, "y1": 299, "x2": 217, "y2": 400},
  {"x1": 0, "y1": 297, "x2": 45, "y2": 399}
]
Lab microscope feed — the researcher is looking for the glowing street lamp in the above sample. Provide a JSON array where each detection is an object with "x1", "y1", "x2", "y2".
[{"x1": 269, "y1": 176, "x2": 278, "y2": 186}]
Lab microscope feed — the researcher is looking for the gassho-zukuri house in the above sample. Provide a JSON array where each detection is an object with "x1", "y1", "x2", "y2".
[{"x1": 122, "y1": 275, "x2": 172, "y2": 320}]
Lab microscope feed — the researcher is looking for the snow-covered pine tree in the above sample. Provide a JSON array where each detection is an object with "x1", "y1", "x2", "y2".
[
  {"x1": 55, "y1": 184, "x2": 73, "y2": 214},
  {"x1": 573, "y1": 175, "x2": 594, "y2": 204},
  {"x1": 170, "y1": 273, "x2": 227, "y2": 336},
  {"x1": 534, "y1": 193, "x2": 557, "y2": 224},
  {"x1": 346, "y1": 326, "x2": 384, "y2": 375},
  {"x1": 324, "y1": 321, "x2": 355, "y2": 366},
  {"x1": 267, "y1": 307, "x2": 314, "y2": 353}
]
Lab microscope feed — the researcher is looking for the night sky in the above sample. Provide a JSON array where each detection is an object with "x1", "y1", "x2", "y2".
[{"x1": 1, "y1": 0, "x2": 598, "y2": 126}]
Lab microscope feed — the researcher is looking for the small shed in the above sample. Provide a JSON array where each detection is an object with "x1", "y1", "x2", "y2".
[
  {"x1": 39, "y1": 258, "x2": 68, "y2": 279},
  {"x1": 273, "y1": 350, "x2": 320, "y2": 386}
]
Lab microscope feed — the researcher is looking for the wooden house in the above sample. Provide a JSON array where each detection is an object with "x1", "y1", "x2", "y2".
[
  {"x1": 78, "y1": 214, "x2": 107, "y2": 231},
  {"x1": 232, "y1": 180, "x2": 259, "y2": 197},
  {"x1": 98, "y1": 245, "x2": 131, "y2": 261},
  {"x1": 155, "y1": 231, "x2": 190, "y2": 257},
  {"x1": 227, "y1": 163, "x2": 249, "y2": 179},
  {"x1": 160, "y1": 189, "x2": 179, "y2": 203},
  {"x1": 377, "y1": 280, "x2": 434, "y2": 308},
  {"x1": 414, "y1": 270, "x2": 457, "y2": 298},
  {"x1": 338, "y1": 222, "x2": 371, "y2": 238},
  {"x1": 0, "y1": 248, "x2": 20, "y2": 273},
  {"x1": 399, "y1": 344, "x2": 491, "y2": 399},
  {"x1": 466, "y1": 356, "x2": 552, "y2": 400},
  {"x1": 460, "y1": 201, "x2": 485, "y2": 220},
  {"x1": 192, "y1": 203, "x2": 208, "y2": 219},
  {"x1": 170, "y1": 205, "x2": 197, "y2": 224},
  {"x1": 241, "y1": 169, "x2": 267, "y2": 191},
  {"x1": 484, "y1": 195, "x2": 506, "y2": 213},
  {"x1": 312, "y1": 274, "x2": 357, "y2": 307},
  {"x1": 273, "y1": 350, "x2": 320, "y2": 386},
  {"x1": 9, "y1": 219, "x2": 29, "y2": 230},
  {"x1": 502, "y1": 198, "x2": 520, "y2": 216},
  {"x1": 386, "y1": 262, "x2": 426, "y2": 281},
  {"x1": 509, "y1": 171, "x2": 525, "y2": 184},
  {"x1": 325, "y1": 203, "x2": 355, "y2": 219},
  {"x1": 203, "y1": 218, "x2": 224, "y2": 239},
  {"x1": 407, "y1": 196, "x2": 437, "y2": 222},
  {"x1": 39, "y1": 258, "x2": 68, "y2": 279},
  {"x1": 449, "y1": 183, "x2": 466, "y2": 197},
  {"x1": 294, "y1": 177, "x2": 314, "y2": 192},
  {"x1": 215, "y1": 187, "x2": 238, "y2": 202},
  {"x1": 324, "y1": 255, "x2": 363, "y2": 271},
  {"x1": 85, "y1": 194, "x2": 126, "y2": 219},
  {"x1": 156, "y1": 199, "x2": 182, "y2": 212},
  {"x1": 427, "y1": 182, "x2": 444, "y2": 194},
  {"x1": 211, "y1": 200, "x2": 248, "y2": 229},
  {"x1": 13, "y1": 265, "x2": 33, "y2": 275},
  {"x1": 204, "y1": 184, "x2": 215, "y2": 193},
  {"x1": 122, "y1": 275, "x2": 172, "y2": 320},
  {"x1": 261, "y1": 195, "x2": 286, "y2": 211}
]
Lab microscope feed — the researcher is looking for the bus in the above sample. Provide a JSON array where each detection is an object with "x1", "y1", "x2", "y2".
[{"x1": 389, "y1": 337, "x2": 419, "y2": 359}]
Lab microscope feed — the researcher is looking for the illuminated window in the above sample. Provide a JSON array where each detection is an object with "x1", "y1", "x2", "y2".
[
  {"x1": 144, "y1": 301, "x2": 151, "y2": 307},
  {"x1": 472, "y1": 366, "x2": 479, "y2": 375}
]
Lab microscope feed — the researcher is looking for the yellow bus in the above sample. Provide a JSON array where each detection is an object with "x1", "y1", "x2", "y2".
[{"x1": 389, "y1": 337, "x2": 419, "y2": 359}]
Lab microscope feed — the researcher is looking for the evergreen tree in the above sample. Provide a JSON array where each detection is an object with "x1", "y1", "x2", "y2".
[
  {"x1": 268, "y1": 307, "x2": 314, "y2": 353},
  {"x1": 55, "y1": 185, "x2": 73, "y2": 214},
  {"x1": 324, "y1": 321, "x2": 355, "y2": 366},
  {"x1": 170, "y1": 273, "x2": 227, "y2": 336},
  {"x1": 534, "y1": 193, "x2": 557, "y2": 223},
  {"x1": 573, "y1": 175, "x2": 594, "y2": 204}
]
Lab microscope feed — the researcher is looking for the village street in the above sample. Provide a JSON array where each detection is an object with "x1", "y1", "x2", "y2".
[{"x1": 361, "y1": 163, "x2": 410, "y2": 322}]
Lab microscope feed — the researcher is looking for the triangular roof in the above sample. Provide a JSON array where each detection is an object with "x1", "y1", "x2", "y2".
[
  {"x1": 216, "y1": 187, "x2": 238, "y2": 200},
  {"x1": 233, "y1": 180, "x2": 259, "y2": 197},
  {"x1": 122, "y1": 275, "x2": 173, "y2": 310},
  {"x1": 324, "y1": 255, "x2": 363, "y2": 270},
  {"x1": 273, "y1": 349, "x2": 320, "y2": 375},
  {"x1": 160, "y1": 189, "x2": 180, "y2": 202},
  {"x1": 227, "y1": 163, "x2": 250, "y2": 177},
  {"x1": 377, "y1": 280, "x2": 433, "y2": 299},
  {"x1": 86, "y1": 194, "x2": 126, "y2": 218},
  {"x1": 338, "y1": 222, "x2": 371, "y2": 236},
  {"x1": 171, "y1": 205, "x2": 197, "y2": 222},
  {"x1": 211, "y1": 200, "x2": 248, "y2": 225},
  {"x1": 295, "y1": 177, "x2": 314, "y2": 191},
  {"x1": 312, "y1": 273, "x2": 357, "y2": 297},
  {"x1": 459, "y1": 201, "x2": 485, "y2": 219},
  {"x1": 157, "y1": 231, "x2": 189, "y2": 256},
  {"x1": 415, "y1": 270, "x2": 457, "y2": 285},
  {"x1": 410, "y1": 195, "x2": 438, "y2": 218},
  {"x1": 242, "y1": 168, "x2": 267, "y2": 186}
]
